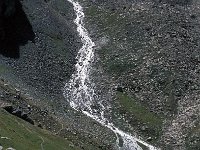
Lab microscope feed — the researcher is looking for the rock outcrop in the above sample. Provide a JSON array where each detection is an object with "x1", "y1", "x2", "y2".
[{"x1": 0, "y1": 0, "x2": 35, "y2": 58}]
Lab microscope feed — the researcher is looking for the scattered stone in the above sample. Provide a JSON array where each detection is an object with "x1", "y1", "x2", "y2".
[
  {"x1": 14, "y1": 95, "x2": 20, "y2": 99},
  {"x1": 141, "y1": 126, "x2": 148, "y2": 131},
  {"x1": 0, "y1": 101, "x2": 12, "y2": 108},
  {"x1": 190, "y1": 14, "x2": 196, "y2": 19}
]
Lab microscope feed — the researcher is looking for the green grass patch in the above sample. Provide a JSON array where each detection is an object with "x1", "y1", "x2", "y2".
[
  {"x1": 117, "y1": 92, "x2": 163, "y2": 127},
  {"x1": 85, "y1": 6, "x2": 99, "y2": 17},
  {"x1": 106, "y1": 62, "x2": 135, "y2": 76},
  {"x1": 86, "y1": 6, "x2": 126, "y2": 36},
  {"x1": 0, "y1": 109, "x2": 79, "y2": 150},
  {"x1": 116, "y1": 92, "x2": 163, "y2": 142}
]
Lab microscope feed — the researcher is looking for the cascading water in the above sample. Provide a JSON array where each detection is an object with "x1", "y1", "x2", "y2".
[{"x1": 64, "y1": 0, "x2": 160, "y2": 150}]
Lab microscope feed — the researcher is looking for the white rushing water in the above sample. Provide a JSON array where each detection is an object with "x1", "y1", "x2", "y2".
[{"x1": 64, "y1": 0, "x2": 159, "y2": 150}]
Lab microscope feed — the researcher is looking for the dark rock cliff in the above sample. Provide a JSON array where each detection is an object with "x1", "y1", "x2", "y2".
[{"x1": 0, "y1": 0, "x2": 35, "y2": 58}]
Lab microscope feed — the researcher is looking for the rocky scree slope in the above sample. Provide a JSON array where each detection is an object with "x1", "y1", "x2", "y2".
[
  {"x1": 0, "y1": 0, "x2": 199, "y2": 149},
  {"x1": 0, "y1": 0, "x2": 116, "y2": 149},
  {"x1": 0, "y1": 0, "x2": 80, "y2": 102},
  {"x1": 81, "y1": 0, "x2": 200, "y2": 149}
]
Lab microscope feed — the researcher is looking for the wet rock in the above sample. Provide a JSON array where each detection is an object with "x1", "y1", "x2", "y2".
[{"x1": 147, "y1": 137, "x2": 152, "y2": 142}]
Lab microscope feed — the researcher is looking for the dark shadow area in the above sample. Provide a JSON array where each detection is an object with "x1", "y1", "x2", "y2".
[
  {"x1": 0, "y1": 0, "x2": 35, "y2": 59},
  {"x1": 4, "y1": 106, "x2": 34, "y2": 125}
]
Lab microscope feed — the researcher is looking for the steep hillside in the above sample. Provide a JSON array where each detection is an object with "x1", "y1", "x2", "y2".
[
  {"x1": 0, "y1": 0, "x2": 200, "y2": 149},
  {"x1": 0, "y1": 0, "x2": 116, "y2": 149},
  {"x1": 82, "y1": 0, "x2": 200, "y2": 149},
  {"x1": 0, "y1": 108, "x2": 80, "y2": 150}
]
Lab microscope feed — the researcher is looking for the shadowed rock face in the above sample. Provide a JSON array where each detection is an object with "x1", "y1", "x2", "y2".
[{"x1": 0, "y1": 0, "x2": 35, "y2": 58}]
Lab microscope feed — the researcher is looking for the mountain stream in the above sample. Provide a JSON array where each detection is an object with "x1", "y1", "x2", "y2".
[{"x1": 64, "y1": 1, "x2": 159, "y2": 150}]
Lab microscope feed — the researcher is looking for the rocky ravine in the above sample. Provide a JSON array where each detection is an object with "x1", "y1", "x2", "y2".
[
  {"x1": 64, "y1": 0, "x2": 159, "y2": 149},
  {"x1": 0, "y1": 0, "x2": 200, "y2": 150}
]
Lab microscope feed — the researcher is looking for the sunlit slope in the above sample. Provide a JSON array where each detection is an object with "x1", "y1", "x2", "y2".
[{"x1": 0, "y1": 109, "x2": 79, "y2": 150}]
